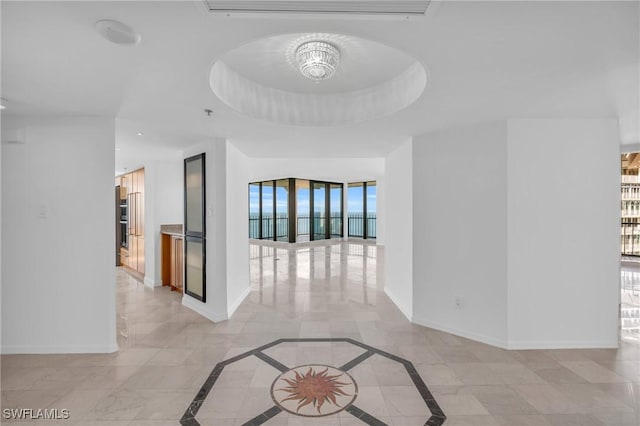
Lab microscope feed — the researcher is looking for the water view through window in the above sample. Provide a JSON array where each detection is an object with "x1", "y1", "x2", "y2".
[
  {"x1": 249, "y1": 178, "x2": 375, "y2": 242},
  {"x1": 348, "y1": 181, "x2": 376, "y2": 239}
]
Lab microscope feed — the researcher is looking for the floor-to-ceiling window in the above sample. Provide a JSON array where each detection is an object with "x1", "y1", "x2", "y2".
[
  {"x1": 622, "y1": 154, "x2": 639, "y2": 257},
  {"x1": 348, "y1": 181, "x2": 376, "y2": 239},
  {"x1": 348, "y1": 183, "x2": 364, "y2": 238},
  {"x1": 330, "y1": 184, "x2": 343, "y2": 238},
  {"x1": 313, "y1": 182, "x2": 327, "y2": 240},
  {"x1": 621, "y1": 152, "x2": 639, "y2": 342},
  {"x1": 275, "y1": 179, "x2": 289, "y2": 242},
  {"x1": 261, "y1": 181, "x2": 274, "y2": 240},
  {"x1": 366, "y1": 181, "x2": 377, "y2": 239},
  {"x1": 249, "y1": 178, "x2": 343, "y2": 242},
  {"x1": 249, "y1": 183, "x2": 260, "y2": 239},
  {"x1": 296, "y1": 180, "x2": 310, "y2": 242}
]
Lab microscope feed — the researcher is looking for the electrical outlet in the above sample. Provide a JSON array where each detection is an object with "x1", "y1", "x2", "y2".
[
  {"x1": 455, "y1": 296, "x2": 463, "y2": 309},
  {"x1": 38, "y1": 203, "x2": 49, "y2": 219}
]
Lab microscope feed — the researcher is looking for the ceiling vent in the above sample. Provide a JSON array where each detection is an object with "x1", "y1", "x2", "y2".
[{"x1": 202, "y1": 1, "x2": 431, "y2": 16}]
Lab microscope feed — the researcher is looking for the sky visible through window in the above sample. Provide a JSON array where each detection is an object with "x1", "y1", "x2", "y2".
[{"x1": 249, "y1": 182, "x2": 375, "y2": 216}]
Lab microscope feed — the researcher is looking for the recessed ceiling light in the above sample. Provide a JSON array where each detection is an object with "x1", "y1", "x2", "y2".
[
  {"x1": 95, "y1": 20, "x2": 141, "y2": 45},
  {"x1": 137, "y1": 132, "x2": 144, "y2": 136}
]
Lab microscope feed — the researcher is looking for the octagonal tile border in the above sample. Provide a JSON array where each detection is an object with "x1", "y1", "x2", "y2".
[{"x1": 180, "y1": 338, "x2": 447, "y2": 426}]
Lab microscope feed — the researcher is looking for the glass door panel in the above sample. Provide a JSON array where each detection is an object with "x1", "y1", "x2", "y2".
[
  {"x1": 249, "y1": 183, "x2": 260, "y2": 239},
  {"x1": 296, "y1": 180, "x2": 310, "y2": 242},
  {"x1": 348, "y1": 183, "x2": 364, "y2": 237},
  {"x1": 276, "y1": 179, "x2": 289, "y2": 242},
  {"x1": 261, "y1": 181, "x2": 274, "y2": 240},
  {"x1": 184, "y1": 153, "x2": 206, "y2": 302},
  {"x1": 330, "y1": 184, "x2": 343, "y2": 237},
  {"x1": 185, "y1": 237, "x2": 205, "y2": 300},
  {"x1": 185, "y1": 155, "x2": 205, "y2": 237},
  {"x1": 366, "y1": 181, "x2": 377, "y2": 239},
  {"x1": 313, "y1": 182, "x2": 326, "y2": 240},
  {"x1": 621, "y1": 153, "x2": 640, "y2": 342}
]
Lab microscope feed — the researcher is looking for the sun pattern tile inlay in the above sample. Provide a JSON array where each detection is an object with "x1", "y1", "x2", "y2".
[
  {"x1": 271, "y1": 365, "x2": 357, "y2": 416},
  {"x1": 181, "y1": 338, "x2": 447, "y2": 426}
]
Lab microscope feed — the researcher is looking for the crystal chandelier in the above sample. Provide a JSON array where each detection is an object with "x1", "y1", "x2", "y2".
[{"x1": 295, "y1": 41, "x2": 340, "y2": 82}]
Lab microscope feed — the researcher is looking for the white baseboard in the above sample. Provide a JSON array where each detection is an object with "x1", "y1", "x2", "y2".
[
  {"x1": 412, "y1": 316, "x2": 508, "y2": 349},
  {"x1": 228, "y1": 286, "x2": 251, "y2": 318},
  {"x1": 144, "y1": 277, "x2": 161, "y2": 288},
  {"x1": 505, "y1": 340, "x2": 619, "y2": 350},
  {"x1": 1, "y1": 343, "x2": 119, "y2": 355},
  {"x1": 383, "y1": 288, "x2": 412, "y2": 321},
  {"x1": 182, "y1": 294, "x2": 228, "y2": 323},
  {"x1": 412, "y1": 316, "x2": 619, "y2": 350}
]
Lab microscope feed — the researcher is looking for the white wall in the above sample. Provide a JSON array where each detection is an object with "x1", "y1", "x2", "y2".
[
  {"x1": 1, "y1": 113, "x2": 3, "y2": 355},
  {"x1": 384, "y1": 139, "x2": 414, "y2": 320},
  {"x1": 143, "y1": 157, "x2": 184, "y2": 287},
  {"x1": 506, "y1": 118, "x2": 620, "y2": 349},
  {"x1": 226, "y1": 142, "x2": 251, "y2": 316},
  {"x1": 1, "y1": 116, "x2": 117, "y2": 353},
  {"x1": 182, "y1": 139, "x2": 229, "y2": 322},
  {"x1": 412, "y1": 123, "x2": 509, "y2": 347},
  {"x1": 247, "y1": 157, "x2": 386, "y2": 244},
  {"x1": 247, "y1": 158, "x2": 384, "y2": 183}
]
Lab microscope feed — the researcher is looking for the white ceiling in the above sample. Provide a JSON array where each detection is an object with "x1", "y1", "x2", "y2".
[
  {"x1": 1, "y1": 0, "x2": 638, "y2": 170},
  {"x1": 220, "y1": 32, "x2": 417, "y2": 93}
]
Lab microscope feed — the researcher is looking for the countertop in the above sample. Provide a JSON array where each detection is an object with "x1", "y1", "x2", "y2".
[{"x1": 160, "y1": 224, "x2": 183, "y2": 237}]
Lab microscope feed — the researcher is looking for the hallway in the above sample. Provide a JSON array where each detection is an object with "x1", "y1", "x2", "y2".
[{"x1": 1, "y1": 241, "x2": 638, "y2": 425}]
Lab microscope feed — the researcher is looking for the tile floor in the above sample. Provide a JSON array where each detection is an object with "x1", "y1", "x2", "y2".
[{"x1": 1, "y1": 240, "x2": 639, "y2": 426}]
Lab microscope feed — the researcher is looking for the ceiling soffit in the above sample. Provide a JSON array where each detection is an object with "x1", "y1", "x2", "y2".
[{"x1": 209, "y1": 32, "x2": 428, "y2": 126}]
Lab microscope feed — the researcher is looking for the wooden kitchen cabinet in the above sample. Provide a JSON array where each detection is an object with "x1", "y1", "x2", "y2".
[
  {"x1": 137, "y1": 237, "x2": 145, "y2": 274},
  {"x1": 120, "y1": 247, "x2": 128, "y2": 267},
  {"x1": 129, "y1": 236, "x2": 138, "y2": 272},
  {"x1": 161, "y1": 232, "x2": 183, "y2": 293},
  {"x1": 171, "y1": 236, "x2": 183, "y2": 292},
  {"x1": 118, "y1": 168, "x2": 144, "y2": 278},
  {"x1": 120, "y1": 174, "x2": 129, "y2": 199}
]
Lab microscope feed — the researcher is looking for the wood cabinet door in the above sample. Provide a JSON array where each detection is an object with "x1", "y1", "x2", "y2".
[
  {"x1": 169, "y1": 237, "x2": 176, "y2": 288},
  {"x1": 120, "y1": 247, "x2": 128, "y2": 267},
  {"x1": 175, "y1": 237, "x2": 184, "y2": 292},
  {"x1": 127, "y1": 193, "x2": 134, "y2": 235},
  {"x1": 137, "y1": 237, "x2": 144, "y2": 274},
  {"x1": 137, "y1": 170, "x2": 144, "y2": 196},
  {"x1": 129, "y1": 236, "x2": 138, "y2": 271},
  {"x1": 131, "y1": 169, "x2": 138, "y2": 195},
  {"x1": 137, "y1": 170, "x2": 144, "y2": 237},
  {"x1": 119, "y1": 175, "x2": 127, "y2": 199}
]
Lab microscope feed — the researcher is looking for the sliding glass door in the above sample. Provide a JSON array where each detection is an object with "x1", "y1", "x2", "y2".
[
  {"x1": 348, "y1": 183, "x2": 364, "y2": 238},
  {"x1": 275, "y1": 179, "x2": 289, "y2": 242},
  {"x1": 330, "y1": 184, "x2": 343, "y2": 237},
  {"x1": 248, "y1": 178, "x2": 343, "y2": 243},
  {"x1": 296, "y1": 180, "x2": 310, "y2": 242},
  {"x1": 366, "y1": 181, "x2": 377, "y2": 239},
  {"x1": 249, "y1": 183, "x2": 260, "y2": 239},
  {"x1": 312, "y1": 182, "x2": 327, "y2": 240},
  {"x1": 348, "y1": 181, "x2": 376, "y2": 239},
  {"x1": 261, "y1": 181, "x2": 274, "y2": 240}
]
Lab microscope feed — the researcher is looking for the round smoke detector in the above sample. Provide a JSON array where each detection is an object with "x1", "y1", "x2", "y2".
[{"x1": 95, "y1": 20, "x2": 141, "y2": 45}]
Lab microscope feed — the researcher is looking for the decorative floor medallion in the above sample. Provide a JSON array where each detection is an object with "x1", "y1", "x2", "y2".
[
  {"x1": 181, "y1": 338, "x2": 446, "y2": 426},
  {"x1": 271, "y1": 365, "x2": 357, "y2": 416}
]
